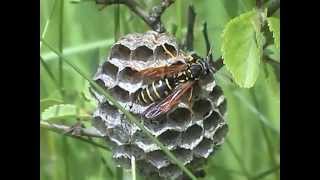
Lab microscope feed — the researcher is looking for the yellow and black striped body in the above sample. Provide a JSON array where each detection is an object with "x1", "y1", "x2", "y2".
[
  {"x1": 137, "y1": 77, "x2": 176, "y2": 104},
  {"x1": 137, "y1": 58, "x2": 211, "y2": 105}
]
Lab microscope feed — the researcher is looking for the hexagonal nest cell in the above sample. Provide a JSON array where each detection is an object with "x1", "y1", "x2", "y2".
[{"x1": 90, "y1": 31, "x2": 228, "y2": 179}]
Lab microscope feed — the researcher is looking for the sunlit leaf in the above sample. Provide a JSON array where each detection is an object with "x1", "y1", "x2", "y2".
[
  {"x1": 41, "y1": 104, "x2": 91, "y2": 122},
  {"x1": 221, "y1": 10, "x2": 264, "y2": 88},
  {"x1": 40, "y1": 98, "x2": 63, "y2": 112}
]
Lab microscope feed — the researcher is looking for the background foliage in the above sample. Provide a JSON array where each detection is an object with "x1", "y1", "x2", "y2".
[{"x1": 40, "y1": 0, "x2": 280, "y2": 179}]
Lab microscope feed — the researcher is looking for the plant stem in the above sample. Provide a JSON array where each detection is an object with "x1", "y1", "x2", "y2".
[
  {"x1": 131, "y1": 156, "x2": 136, "y2": 180},
  {"x1": 58, "y1": 0, "x2": 65, "y2": 97}
]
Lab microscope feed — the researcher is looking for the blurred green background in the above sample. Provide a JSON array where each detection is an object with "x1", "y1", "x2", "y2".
[{"x1": 40, "y1": 0, "x2": 280, "y2": 180}]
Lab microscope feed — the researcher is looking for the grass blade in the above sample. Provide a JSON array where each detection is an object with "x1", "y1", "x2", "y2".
[
  {"x1": 251, "y1": 165, "x2": 280, "y2": 180},
  {"x1": 40, "y1": 56, "x2": 65, "y2": 98},
  {"x1": 226, "y1": 139, "x2": 250, "y2": 179},
  {"x1": 40, "y1": 56, "x2": 59, "y2": 88},
  {"x1": 58, "y1": 0, "x2": 65, "y2": 97},
  {"x1": 233, "y1": 91, "x2": 279, "y2": 134},
  {"x1": 251, "y1": 90, "x2": 279, "y2": 180},
  {"x1": 114, "y1": 1, "x2": 120, "y2": 42},
  {"x1": 175, "y1": 0, "x2": 183, "y2": 41},
  {"x1": 40, "y1": 38, "x2": 197, "y2": 180},
  {"x1": 40, "y1": 0, "x2": 58, "y2": 49},
  {"x1": 41, "y1": 39, "x2": 114, "y2": 61},
  {"x1": 116, "y1": 167, "x2": 123, "y2": 180},
  {"x1": 61, "y1": 137, "x2": 70, "y2": 180},
  {"x1": 211, "y1": 164, "x2": 248, "y2": 177}
]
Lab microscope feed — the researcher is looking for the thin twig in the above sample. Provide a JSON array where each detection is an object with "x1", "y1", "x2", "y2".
[
  {"x1": 40, "y1": 121, "x2": 110, "y2": 152},
  {"x1": 184, "y1": 5, "x2": 196, "y2": 51},
  {"x1": 40, "y1": 121, "x2": 105, "y2": 138},
  {"x1": 96, "y1": 0, "x2": 174, "y2": 32}
]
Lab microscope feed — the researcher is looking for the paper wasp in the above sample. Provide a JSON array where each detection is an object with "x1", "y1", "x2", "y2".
[{"x1": 135, "y1": 47, "x2": 214, "y2": 119}]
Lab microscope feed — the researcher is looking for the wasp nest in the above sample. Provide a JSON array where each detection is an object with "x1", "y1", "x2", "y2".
[{"x1": 91, "y1": 31, "x2": 228, "y2": 179}]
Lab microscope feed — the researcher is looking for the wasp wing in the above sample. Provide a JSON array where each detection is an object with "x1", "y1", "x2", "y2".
[
  {"x1": 143, "y1": 81, "x2": 195, "y2": 119},
  {"x1": 134, "y1": 64, "x2": 187, "y2": 80}
]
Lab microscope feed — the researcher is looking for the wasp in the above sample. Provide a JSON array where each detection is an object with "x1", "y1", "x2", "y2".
[{"x1": 135, "y1": 47, "x2": 214, "y2": 119}]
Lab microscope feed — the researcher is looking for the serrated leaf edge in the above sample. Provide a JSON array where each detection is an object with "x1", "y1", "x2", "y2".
[
  {"x1": 41, "y1": 104, "x2": 90, "y2": 121},
  {"x1": 221, "y1": 9, "x2": 262, "y2": 88},
  {"x1": 267, "y1": 17, "x2": 280, "y2": 49}
]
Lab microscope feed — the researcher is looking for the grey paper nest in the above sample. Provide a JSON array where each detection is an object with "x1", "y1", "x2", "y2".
[{"x1": 90, "y1": 31, "x2": 228, "y2": 179}]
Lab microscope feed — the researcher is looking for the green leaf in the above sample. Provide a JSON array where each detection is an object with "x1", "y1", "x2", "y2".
[
  {"x1": 264, "y1": 44, "x2": 280, "y2": 62},
  {"x1": 267, "y1": 17, "x2": 280, "y2": 49},
  {"x1": 41, "y1": 104, "x2": 91, "y2": 122},
  {"x1": 221, "y1": 10, "x2": 264, "y2": 88},
  {"x1": 263, "y1": 63, "x2": 279, "y2": 98},
  {"x1": 40, "y1": 98, "x2": 63, "y2": 113}
]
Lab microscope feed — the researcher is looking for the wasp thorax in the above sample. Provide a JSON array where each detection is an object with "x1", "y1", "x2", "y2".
[{"x1": 91, "y1": 31, "x2": 228, "y2": 179}]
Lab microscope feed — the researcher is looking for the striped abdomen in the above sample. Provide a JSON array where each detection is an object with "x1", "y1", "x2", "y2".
[{"x1": 137, "y1": 77, "x2": 175, "y2": 105}]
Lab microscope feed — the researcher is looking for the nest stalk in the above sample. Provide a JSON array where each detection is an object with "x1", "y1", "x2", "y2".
[{"x1": 96, "y1": 0, "x2": 174, "y2": 33}]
